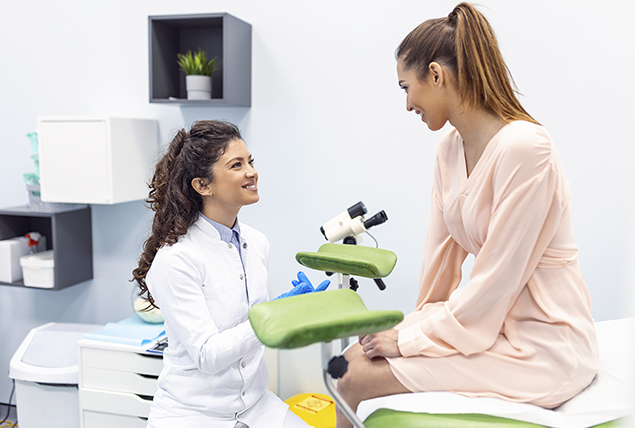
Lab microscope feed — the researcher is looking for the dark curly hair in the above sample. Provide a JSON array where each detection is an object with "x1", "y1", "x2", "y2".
[{"x1": 132, "y1": 120, "x2": 242, "y2": 307}]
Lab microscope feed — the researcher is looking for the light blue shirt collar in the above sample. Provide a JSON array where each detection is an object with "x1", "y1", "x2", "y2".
[{"x1": 200, "y1": 213, "x2": 241, "y2": 247}]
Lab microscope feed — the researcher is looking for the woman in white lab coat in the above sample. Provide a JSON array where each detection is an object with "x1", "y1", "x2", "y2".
[{"x1": 132, "y1": 120, "x2": 314, "y2": 428}]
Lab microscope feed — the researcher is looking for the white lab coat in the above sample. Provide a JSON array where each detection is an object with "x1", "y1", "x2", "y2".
[{"x1": 145, "y1": 216, "x2": 289, "y2": 428}]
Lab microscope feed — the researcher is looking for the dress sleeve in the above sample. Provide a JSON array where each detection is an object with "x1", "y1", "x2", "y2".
[
  {"x1": 399, "y1": 133, "x2": 564, "y2": 358},
  {"x1": 149, "y1": 251, "x2": 262, "y2": 375}
]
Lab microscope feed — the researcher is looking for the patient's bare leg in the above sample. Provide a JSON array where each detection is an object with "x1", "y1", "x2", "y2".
[{"x1": 335, "y1": 343, "x2": 410, "y2": 428}]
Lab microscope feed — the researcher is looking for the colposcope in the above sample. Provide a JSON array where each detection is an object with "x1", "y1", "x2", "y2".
[
  {"x1": 319, "y1": 201, "x2": 389, "y2": 290},
  {"x1": 320, "y1": 201, "x2": 387, "y2": 244}
]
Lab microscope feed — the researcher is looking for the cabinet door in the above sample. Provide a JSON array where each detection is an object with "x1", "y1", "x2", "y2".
[{"x1": 39, "y1": 120, "x2": 110, "y2": 204}]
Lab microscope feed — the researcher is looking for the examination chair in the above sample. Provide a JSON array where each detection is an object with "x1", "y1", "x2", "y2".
[{"x1": 248, "y1": 243, "x2": 631, "y2": 428}]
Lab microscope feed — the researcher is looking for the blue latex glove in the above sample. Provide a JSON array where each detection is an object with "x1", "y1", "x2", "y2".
[
  {"x1": 273, "y1": 271, "x2": 330, "y2": 300},
  {"x1": 291, "y1": 271, "x2": 330, "y2": 292}
]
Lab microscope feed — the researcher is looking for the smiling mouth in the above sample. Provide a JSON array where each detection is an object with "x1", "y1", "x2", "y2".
[{"x1": 243, "y1": 183, "x2": 257, "y2": 190}]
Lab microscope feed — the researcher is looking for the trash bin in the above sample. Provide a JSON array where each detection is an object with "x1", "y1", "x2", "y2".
[{"x1": 9, "y1": 322, "x2": 101, "y2": 428}]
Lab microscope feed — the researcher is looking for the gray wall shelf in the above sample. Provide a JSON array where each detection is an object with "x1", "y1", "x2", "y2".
[
  {"x1": 148, "y1": 13, "x2": 252, "y2": 106},
  {"x1": 0, "y1": 206, "x2": 93, "y2": 290}
]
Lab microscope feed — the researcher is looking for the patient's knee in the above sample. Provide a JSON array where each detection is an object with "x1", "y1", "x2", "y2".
[
  {"x1": 337, "y1": 354, "x2": 368, "y2": 399},
  {"x1": 343, "y1": 342, "x2": 364, "y2": 361}
]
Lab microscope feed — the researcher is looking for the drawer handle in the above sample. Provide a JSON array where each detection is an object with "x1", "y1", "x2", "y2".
[
  {"x1": 35, "y1": 382, "x2": 77, "y2": 388},
  {"x1": 137, "y1": 353, "x2": 163, "y2": 360},
  {"x1": 136, "y1": 394, "x2": 154, "y2": 402},
  {"x1": 138, "y1": 373, "x2": 159, "y2": 380}
]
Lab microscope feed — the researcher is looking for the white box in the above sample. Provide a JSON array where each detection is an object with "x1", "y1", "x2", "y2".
[
  {"x1": 0, "y1": 237, "x2": 28, "y2": 282},
  {"x1": 37, "y1": 116, "x2": 159, "y2": 205},
  {"x1": 20, "y1": 250, "x2": 54, "y2": 288},
  {"x1": 0, "y1": 236, "x2": 47, "y2": 283}
]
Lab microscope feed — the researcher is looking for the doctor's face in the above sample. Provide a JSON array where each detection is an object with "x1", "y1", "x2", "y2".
[{"x1": 209, "y1": 138, "x2": 259, "y2": 210}]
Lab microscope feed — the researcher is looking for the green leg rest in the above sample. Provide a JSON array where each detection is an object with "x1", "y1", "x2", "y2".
[{"x1": 250, "y1": 288, "x2": 404, "y2": 427}]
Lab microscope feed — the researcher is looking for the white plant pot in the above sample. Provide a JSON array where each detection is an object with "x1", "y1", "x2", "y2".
[{"x1": 186, "y1": 75, "x2": 212, "y2": 100}]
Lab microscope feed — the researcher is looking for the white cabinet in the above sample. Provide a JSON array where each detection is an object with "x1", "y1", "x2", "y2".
[
  {"x1": 77, "y1": 339, "x2": 163, "y2": 428},
  {"x1": 38, "y1": 116, "x2": 158, "y2": 205},
  {"x1": 77, "y1": 339, "x2": 279, "y2": 428}
]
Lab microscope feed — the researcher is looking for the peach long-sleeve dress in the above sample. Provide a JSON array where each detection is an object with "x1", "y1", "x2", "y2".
[{"x1": 386, "y1": 121, "x2": 599, "y2": 408}]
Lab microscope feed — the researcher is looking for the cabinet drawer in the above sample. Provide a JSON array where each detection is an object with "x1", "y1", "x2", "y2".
[
  {"x1": 83, "y1": 410, "x2": 147, "y2": 428},
  {"x1": 79, "y1": 388, "x2": 153, "y2": 418},
  {"x1": 81, "y1": 367, "x2": 158, "y2": 396},
  {"x1": 81, "y1": 347, "x2": 163, "y2": 376}
]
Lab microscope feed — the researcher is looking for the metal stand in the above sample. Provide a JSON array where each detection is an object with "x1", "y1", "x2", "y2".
[
  {"x1": 321, "y1": 341, "x2": 366, "y2": 428},
  {"x1": 337, "y1": 273, "x2": 351, "y2": 349},
  {"x1": 314, "y1": 234, "x2": 391, "y2": 428}
]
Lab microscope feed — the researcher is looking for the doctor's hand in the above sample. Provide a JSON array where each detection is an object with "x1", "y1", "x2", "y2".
[
  {"x1": 273, "y1": 271, "x2": 330, "y2": 300},
  {"x1": 291, "y1": 271, "x2": 330, "y2": 292},
  {"x1": 359, "y1": 329, "x2": 401, "y2": 359}
]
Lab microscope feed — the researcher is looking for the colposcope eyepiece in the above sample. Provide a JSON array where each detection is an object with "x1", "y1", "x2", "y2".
[
  {"x1": 363, "y1": 210, "x2": 388, "y2": 230},
  {"x1": 347, "y1": 201, "x2": 367, "y2": 219}
]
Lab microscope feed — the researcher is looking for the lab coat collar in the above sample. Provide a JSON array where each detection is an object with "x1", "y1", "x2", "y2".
[{"x1": 199, "y1": 213, "x2": 241, "y2": 245}]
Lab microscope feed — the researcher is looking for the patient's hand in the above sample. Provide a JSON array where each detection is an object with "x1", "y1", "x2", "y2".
[{"x1": 359, "y1": 329, "x2": 401, "y2": 359}]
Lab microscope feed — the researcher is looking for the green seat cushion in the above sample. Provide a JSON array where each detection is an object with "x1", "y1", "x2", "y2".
[
  {"x1": 364, "y1": 409, "x2": 544, "y2": 427},
  {"x1": 364, "y1": 409, "x2": 624, "y2": 428},
  {"x1": 295, "y1": 243, "x2": 397, "y2": 278},
  {"x1": 249, "y1": 288, "x2": 403, "y2": 349}
]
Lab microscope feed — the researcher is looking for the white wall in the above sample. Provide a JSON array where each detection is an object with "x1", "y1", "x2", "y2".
[{"x1": 0, "y1": 0, "x2": 633, "y2": 403}]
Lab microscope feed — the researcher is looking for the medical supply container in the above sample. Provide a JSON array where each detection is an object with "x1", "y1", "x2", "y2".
[
  {"x1": 20, "y1": 249, "x2": 54, "y2": 288},
  {"x1": 9, "y1": 322, "x2": 101, "y2": 428},
  {"x1": 0, "y1": 237, "x2": 30, "y2": 283},
  {"x1": 0, "y1": 235, "x2": 47, "y2": 283}
]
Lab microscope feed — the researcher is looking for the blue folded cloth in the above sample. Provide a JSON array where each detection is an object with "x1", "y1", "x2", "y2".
[{"x1": 84, "y1": 315, "x2": 165, "y2": 346}]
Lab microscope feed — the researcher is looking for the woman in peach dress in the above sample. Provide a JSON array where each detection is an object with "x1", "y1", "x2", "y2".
[{"x1": 336, "y1": 3, "x2": 599, "y2": 427}]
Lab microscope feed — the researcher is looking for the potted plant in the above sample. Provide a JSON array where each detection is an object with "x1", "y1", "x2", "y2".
[{"x1": 177, "y1": 48, "x2": 219, "y2": 100}]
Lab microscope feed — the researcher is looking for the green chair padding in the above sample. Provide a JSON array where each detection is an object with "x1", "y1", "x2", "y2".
[
  {"x1": 364, "y1": 409, "x2": 623, "y2": 428},
  {"x1": 295, "y1": 243, "x2": 397, "y2": 278},
  {"x1": 365, "y1": 409, "x2": 545, "y2": 427},
  {"x1": 249, "y1": 288, "x2": 404, "y2": 349}
]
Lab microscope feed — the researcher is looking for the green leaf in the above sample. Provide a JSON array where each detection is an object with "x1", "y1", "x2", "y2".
[{"x1": 177, "y1": 48, "x2": 219, "y2": 76}]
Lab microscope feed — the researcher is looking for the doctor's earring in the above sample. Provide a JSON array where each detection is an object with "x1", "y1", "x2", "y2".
[{"x1": 191, "y1": 177, "x2": 213, "y2": 197}]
